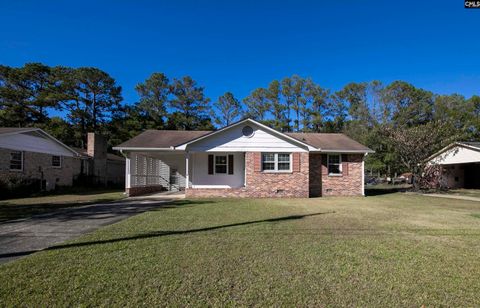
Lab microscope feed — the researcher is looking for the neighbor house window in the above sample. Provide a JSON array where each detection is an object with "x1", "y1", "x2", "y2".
[
  {"x1": 328, "y1": 154, "x2": 342, "y2": 175},
  {"x1": 10, "y1": 151, "x2": 23, "y2": 171},
  {"x1": 52, "y1": 155, "x2": 61, "y2": 168},
  {"x1": 215, "y1": 155, "x2": 227, "y2": 174},
  {"x1": 262, "y1": 153, "x2": 291, "y2": 172}
]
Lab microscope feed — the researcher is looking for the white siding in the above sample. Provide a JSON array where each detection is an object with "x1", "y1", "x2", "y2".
[
  {"x1": 430, "y1": 146, "x2": 480, "y2": 165},
  {"x1": 0, "y1": 132, "x2": 74, "y2": 156},
  {"x1": 191, "y1": 152, "x2": 245, "y2": 188},
  {"x1": 186, "y1": 123, "x2": 307, "y2": 152}
]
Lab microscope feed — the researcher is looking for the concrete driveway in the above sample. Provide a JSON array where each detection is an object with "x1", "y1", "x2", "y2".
[{"x1": 0, "y1": 192, "x2": 184, "y2": 264}]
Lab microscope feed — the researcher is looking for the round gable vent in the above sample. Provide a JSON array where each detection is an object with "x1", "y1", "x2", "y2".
[{"x1": 242, "y1": 125, "x2": 254, "y2": 137}]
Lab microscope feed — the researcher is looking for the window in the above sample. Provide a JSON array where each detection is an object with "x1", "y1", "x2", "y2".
[
  {"x1": 328, "y1": 154, "x2": 342, "y2": 175},
  {"x1": 52, "y1": 155, "x2": 61, "y2": 168},
  {"x1": 215, "y1": 155, "x2": 227, "y2": 174},
  {"x1": 262, "y1": 153, "x2": 291, "y2": 172},
  {"x1": 10, "y1": 151, "x2": 23, "y2": 171}
]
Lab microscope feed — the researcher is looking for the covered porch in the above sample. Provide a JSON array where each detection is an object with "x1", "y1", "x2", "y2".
[{"x1": 123, "y1": 150, "x2": 246, "y2": 196}]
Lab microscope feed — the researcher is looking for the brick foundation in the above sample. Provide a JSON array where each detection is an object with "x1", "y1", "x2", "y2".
[{"x1": 127, "y1": 185, "x2": 165, "y2": 197}]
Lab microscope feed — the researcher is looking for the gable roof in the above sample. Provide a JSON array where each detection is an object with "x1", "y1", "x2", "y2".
[
  {"x1": 174, "y1": 118, "x2": 315, "y2": 150},
  {"x1": 113, "y1": 119, "x2": 373, "y2": 153},
  {"x1": 286, "y1": 133, "x2": 374, "y2": 153},
  {"x1": 114, "y1": 130, "x2": 211, "y2": 150},
  {"x1": 0, "y1": 127, "x2": 79, "y2": 156},
  {"x1": 427, "y1": 141, "x2": 480, "y2": 162}
]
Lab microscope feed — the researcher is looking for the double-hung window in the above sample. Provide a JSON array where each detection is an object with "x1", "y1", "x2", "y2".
[
  {"x1": 215, "y1": 155, "x2": 228, "y2": 174},
  {"x1": 10, "y1": 151, "x2": 23, "y2": 171},
  {"x1": 52, "y1": 155, "x2": 62, "y2": 168},
  {"x1": 262, "y1": 153, "x2": 291, "y2": 172},
  {"x1": 328, "y1": 154, "x2": 342, "y2": 175}
]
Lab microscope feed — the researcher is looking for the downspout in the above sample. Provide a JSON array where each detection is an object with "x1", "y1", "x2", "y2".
[{"x1": 362, "y1": 153, "x2": 368, "y2": 196}]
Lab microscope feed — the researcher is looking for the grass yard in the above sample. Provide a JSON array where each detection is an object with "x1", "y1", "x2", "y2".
[
  {"x1": 1, "y1": 193, "x2": 480, "y2": 306},
  {"x1": 446, "y1": 189, "x2": 480, "y2": 199},
  {"x1": 0, "y1": 189, "x2": 125, "y2": 222}
]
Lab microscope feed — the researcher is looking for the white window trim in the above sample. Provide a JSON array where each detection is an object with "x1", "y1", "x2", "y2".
[
  {"x1": 52, "y1": 155, "x2": 62, "y2": 168},
  {"x1": 327, "y1": 153, "x2": 342, "y2": 176},
  {"x1": 10, "y1": 151, "x2": 24, "y2": 172},
  {"x1": 214, "y1": 154, "x2": 229, "y2": 175},
  {"x1": 262, "y1": 153, "x2": 292, "y2": 173}
]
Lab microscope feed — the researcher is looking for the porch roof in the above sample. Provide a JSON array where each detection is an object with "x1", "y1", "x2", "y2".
[{"x1": 114, "y1": 130, "x2": 211, "y2": 150}]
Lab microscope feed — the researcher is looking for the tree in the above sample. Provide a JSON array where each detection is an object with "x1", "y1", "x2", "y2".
[
  {"x1": 290, "y1": 75, "x2": 306, "y2": 131},
  {"x1": 281, "y1": 77, "x2": 295, "y2": 131},
  {"x1": 243, "y1": 88, "x2": 270, "y2": 121},
  {"x1": 169, "y1": 76, "x2": 212, "y2": 130},
  {"x1": 382, "y1": 121, "x2": 459, "y2": 189},
  {"x1": 266, "y1": 80, "x2": 288, "y2": 131},
  {"x1": 211, "y1": 92, "x2": 242, "y2": 127},
  {"x1": 135, "y1": 73, "x2": 169, "y2": 127},
  {"x1": 381, "y1": 81, "x2": 434, "y2": 126},
  {"x1": 0, "y1": 63, "x2": 58, "y2": 127},
  {"x1": 55, "y1": 67, "x2": 123, "y2": 147}
]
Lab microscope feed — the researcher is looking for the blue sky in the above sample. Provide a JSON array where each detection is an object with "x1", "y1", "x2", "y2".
[{"x1": 1, "y1": 0, "x2": 479, "y2": 110}]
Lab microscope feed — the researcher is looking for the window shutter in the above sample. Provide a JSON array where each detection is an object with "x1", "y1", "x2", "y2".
[
  {"x1": 254, "y1": 152, "x2": 261, "y2": 172},
  {"x1": 321, "y1": 154, "x2": 328, "y2": 175},
  {"x1": 228, "y1": 155, "x2": 234, "y2": 174},
  {"x1": 292, "y1": 153, "x2": 300, "y2": 172},
  {"x1": 342, "y1": 154, "x2": 349, "y2": 176},
  {"x1": 208, "y1": 154, "x2": 214, "y2": 174}
]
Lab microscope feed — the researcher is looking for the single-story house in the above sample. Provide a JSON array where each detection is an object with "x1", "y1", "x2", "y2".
[
  {"x1": 113, "y1": 118, "x2": 374, "y2": 197},
  {"x1": 427, "y1": 142, "x2": 480, "y2": 189},
  {"x1": 0, "y1": 128, "x2": 125, "y2": 192}
]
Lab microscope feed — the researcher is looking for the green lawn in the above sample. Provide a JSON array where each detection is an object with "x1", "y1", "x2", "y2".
[
  {"x1": 0, "y1": 189, "x2": 125, "y2": 222},
  {"x1": 1, "y1": 194, "x2": 480, "y2": 306},
  {"x1": 446, "y1": 189, "x2": 480, "y2": 199}
]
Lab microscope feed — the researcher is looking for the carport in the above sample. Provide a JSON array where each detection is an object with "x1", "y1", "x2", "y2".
[{"x1": 428, "y1": 142, "x2": 480, "y2": 189}]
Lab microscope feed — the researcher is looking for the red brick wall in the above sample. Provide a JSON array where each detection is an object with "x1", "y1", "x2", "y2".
[
  {"x1": 309, "y1": 153, "x2": 322, "y2": 197},
  {"x1": 320, "y1": 154, "x2": 363, "y2": 196},
  {"x1": 186, "y1": 152, "x2": 310, "y2": 198}
]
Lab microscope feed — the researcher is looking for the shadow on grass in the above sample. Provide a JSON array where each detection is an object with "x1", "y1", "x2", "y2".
[
  {"x1": 0, "y1": 211, "x2": 333, "y2": 260},
  {"x1": 0, "y1": 198, "x2": 211, "y2": 224},
  {"x1": 365, "y1": 186, "x2": 410, "y2": 196}
]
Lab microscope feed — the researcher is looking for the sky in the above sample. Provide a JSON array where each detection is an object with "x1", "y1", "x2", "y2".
[{"x1": 1, "y1": 0, "x2": 479, "y2": 111}]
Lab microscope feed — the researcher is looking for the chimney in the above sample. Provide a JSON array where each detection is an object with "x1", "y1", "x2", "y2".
[{"x1": 87, "y1": 133, "x2": 107, "y2": 159}]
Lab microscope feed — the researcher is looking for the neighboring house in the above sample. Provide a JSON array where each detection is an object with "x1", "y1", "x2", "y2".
[
  {"x1": 427, "y1": 142, "x2": 480, "y2": 189},
  {"x1": 0, "y1": 128, "x2": 125, "y2": 192},
  {"x1": 113, "y1": 118, "x2": 374, "y2": 197}
]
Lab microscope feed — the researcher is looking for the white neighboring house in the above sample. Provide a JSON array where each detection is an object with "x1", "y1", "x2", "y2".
[{"x1": 427, "y1": 142, "x2": 480, "y2": 189}]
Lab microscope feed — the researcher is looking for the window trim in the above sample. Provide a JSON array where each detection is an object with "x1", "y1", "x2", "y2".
[
  {"x1": 9, "y1": 151, "x2": 24, "y2": 171},
  {"x1": 327, "y1": 153, "x2": 342, "y2": 176},
  {"x1": 261, "y1": 153, "x2": 292, "y2": 173},
  {"x1": 214, "y1": 154, "x2": 228, "y2": 175},
  {"x1": 51, "y1": 155, "x2": 62, "y2": 168}
]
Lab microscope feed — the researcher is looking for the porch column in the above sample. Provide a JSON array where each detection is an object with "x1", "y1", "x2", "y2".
[
  {"x1": 125, "y1": 154, "x2": 131, "y2": 190},
  {"x1": 185, "y1": 151, "x2": 190, "y2": 189},
  {"x1": 362, "y1": 153, "x2": 368, "y2": 196}
]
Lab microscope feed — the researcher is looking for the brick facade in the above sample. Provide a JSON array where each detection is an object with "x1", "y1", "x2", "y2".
[
  {"x1": 320, "y1": 154, "x2": 363, "y2": 196},
  {"x1": 0, "y1": 148, "x2": 81, "y2": 191},
  {"x1": 186, "y1": 152, "x2": 310, "y2": 198},
  {"x1": 186, "y1": 152, "x2": 364, "y2": 198}
]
